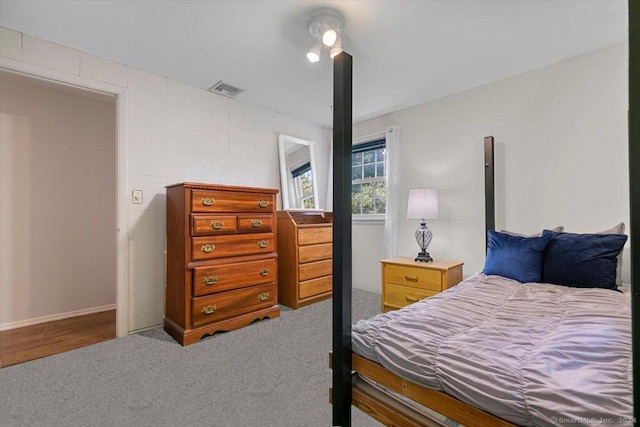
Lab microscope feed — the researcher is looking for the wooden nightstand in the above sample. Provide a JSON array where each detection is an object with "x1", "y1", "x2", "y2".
[{"x1": 381, "y1": 257, "x2": 464, "y2": 312}]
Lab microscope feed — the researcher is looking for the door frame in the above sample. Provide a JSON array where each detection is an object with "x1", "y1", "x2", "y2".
[{"x1": 1, "y1": 57, "x2": 129, "y2": 337}]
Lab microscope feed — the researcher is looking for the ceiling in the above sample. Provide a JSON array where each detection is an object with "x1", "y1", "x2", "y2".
[{"x1": 0, "y1": 0, "x2": 628, "y2": 128}]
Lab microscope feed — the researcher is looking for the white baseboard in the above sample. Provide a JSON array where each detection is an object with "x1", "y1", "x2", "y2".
[{"x1": 0, "y1": 304, "x2": 117, "y2": 332}]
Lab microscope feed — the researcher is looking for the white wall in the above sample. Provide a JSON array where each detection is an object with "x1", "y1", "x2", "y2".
[
  {"x1": 352, "y1": 43, "x2": 629, "y2": 292},
  {"x1": 0, "y1": 73, "x2": 117, "y2": 326},
  {"x1": 0, "y1": 27, "x2": 332, "y2": 332}
]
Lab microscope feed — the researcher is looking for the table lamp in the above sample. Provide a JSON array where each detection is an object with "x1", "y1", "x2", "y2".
[{"x1": 407, "y1": 189, "x2": 439, "y2": 262}]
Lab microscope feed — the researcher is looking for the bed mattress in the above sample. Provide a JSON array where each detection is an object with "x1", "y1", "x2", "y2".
[{"x1": 352, "y1": 273, "x2": 632, "y2": 426}]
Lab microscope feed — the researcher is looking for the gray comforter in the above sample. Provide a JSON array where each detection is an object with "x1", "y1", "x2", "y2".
[{"x1": 352, "y1": 273, "x2": 632, "y2": 426}]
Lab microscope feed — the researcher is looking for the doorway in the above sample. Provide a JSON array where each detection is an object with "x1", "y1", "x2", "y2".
[{"x1": 0, "y1": 70, "x2": 118, "y2": 366}]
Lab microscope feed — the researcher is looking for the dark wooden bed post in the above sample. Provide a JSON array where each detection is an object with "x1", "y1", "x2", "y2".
[
  {"x1": 484, "y1": 136, "x2": 495, "y2": 248},
  {"x1": 629, "y1": 0, "x2": 639, "y2": 421},
  {"x1": 332, "y1": 51, "x2": 353, "y2": 427}
]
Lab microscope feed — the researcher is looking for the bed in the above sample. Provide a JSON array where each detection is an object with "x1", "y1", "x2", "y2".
[{"x1": 330, "y1": 34, "x2": 640, "y2": 425}]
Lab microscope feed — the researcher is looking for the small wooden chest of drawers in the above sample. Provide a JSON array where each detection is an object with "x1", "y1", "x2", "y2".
[
  {"x1": 165, "y1": 182, "x2": 280, "y2": 345},
  {"x1": 381, "y1": 257, "x2": 463, "y2": 312},
  {"x1": 277, "y1": 211, "x2": 333, "y2": 309}
]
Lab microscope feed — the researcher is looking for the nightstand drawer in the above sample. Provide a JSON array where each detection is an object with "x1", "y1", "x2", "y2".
[
  {"x1": 384, "y1": 283, "x2": 439, "y2": 309},
  {"x1": 385, "y1": 264, "x2": 443, "y2": 291}
]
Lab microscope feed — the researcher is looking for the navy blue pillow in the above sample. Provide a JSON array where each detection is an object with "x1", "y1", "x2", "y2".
[
  {"x1": 483, "y1": 230, "x2": 552, "y2": 283},
  {"x1": 541, "y1": 230, "x2": 627, "y2": 290}
]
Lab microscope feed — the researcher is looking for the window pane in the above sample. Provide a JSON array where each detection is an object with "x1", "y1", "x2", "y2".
[
  {"x1": 352, "y1": 193, "x2": 362, "y2": 214},
  {"x1": 301, "y1": 171, "x2": 313, "y2": 197},
  {"x1": 363, "y1": 164, "x2": 375, "y2": 178},
  {"x1": 374, "y1": 181, "x2": 386, "y2": 214},
  {"x1": 352, "y1": 152, "x2": 362, "y2": 166},
  {"x1": 363, "y1": 151, "x2": 375, "y2": 164},
  {"x1": 303, "y1": 197, "x2": 315, "y2": 209},
  {"x1": 360, "y1": 183, "x2": 374, "y2": 214},
  {"x1": 376, "y1": 162, "x2": 385, "y2": 177},
  {"x1": 375, "y1": 148, "x2": 385, "y2": 162},
  {"x1": 352, "y1": 166, "x2": 361, "y2": 180}
]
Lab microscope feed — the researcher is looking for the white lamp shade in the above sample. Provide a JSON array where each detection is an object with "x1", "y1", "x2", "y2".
[{"x1": 407, "y1": 189, "x2": 439, "y2": 219}]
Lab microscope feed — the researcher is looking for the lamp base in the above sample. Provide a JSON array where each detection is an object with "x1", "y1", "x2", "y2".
[{"x1": 415, "y1": 250, "x2": 433, "y2": 263}]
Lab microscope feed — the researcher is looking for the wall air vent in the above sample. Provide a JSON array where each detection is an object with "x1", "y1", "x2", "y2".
[{"x1": 208, "y1": 80, "x2": 244, "y2": 98}]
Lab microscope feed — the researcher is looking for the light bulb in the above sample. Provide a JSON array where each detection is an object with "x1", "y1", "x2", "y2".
[
  {"x1": 307, "y1": 39, "x2": 322, "y2": 63},
  {"x1": 329, "y1": 35, "x2": 342, "y2": 59},
  {"x1": 322, "y1": 29, "x2": 337, "y2": 47},
  {"x1": 307, "y1": 51, "x2": 320, "y2": 63}
]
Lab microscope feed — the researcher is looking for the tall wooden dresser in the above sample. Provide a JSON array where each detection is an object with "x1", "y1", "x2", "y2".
[
  {"x1": 277, "y1": 210, "x2": 332, "y2": 309},
  {"x1": 165, "y1": 182, "x2": 280, "y2": 345}
]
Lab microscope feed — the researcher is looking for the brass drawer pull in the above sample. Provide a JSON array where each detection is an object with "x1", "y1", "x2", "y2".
[
  {"x1": 259, "y1": 268, "x2": 271, "y2": 276},
  {"x1": 202, "y1": 305, "x2": 217, "y2": 315},
  {"x1": 404, "y1": 275, "x2": 419, "y2": 282},
  {"x1": 257, "y1": 200, "x2": 269, "y2": 208},
  {"x1": 201, "y1": 198, "x2": 215, "y2": 206},
  {"x1": 250, "y1": 219, "x2": 263, "y2": 227},
  {"x1": 201, "y1": 244, "x2": 216, "y2": 253},
  {"x1": 258, "y1": 240, "x2": 269, "y2": 248},
  {"x1": 203, "y1": 276, "x2": 218, "y2": 286},
  {"x1": 258, "y1": 292, "x2": 270, "y2": 301},
  {"x1": 405, "y1": 296, "x2": 419, "y2": 302},
  {"x1": 210, "y1": 221, "x2": 225, "y2": 229}
]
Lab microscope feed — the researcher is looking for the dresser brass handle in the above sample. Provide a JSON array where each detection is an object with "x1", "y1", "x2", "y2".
[
  {"x1": 405, "y1": 296, "x2": 419, "y2": 302},
  {"x1": 404, "y1": 275, "x2": 419, "y2": 282},
  {"x1": 257, "y1": 200, "x2": 269, "y2": 208},
  {"x1": 201, "y1": 198, "x2": 215, "y2": 206},
  {"x1": 250, "y1": 219, "x2": 263, "y2": 227},
  {"x1": 202, "y1": 305, "x2": 217, "y2": 314},
  {"x1": 259, "y1": 268, "x2": 270, "y2": 276},
  {"x1": 201, "y1": 244, "x2": 216, "y2": 253},
  {"x1": 258, "y1": 240, "x2": 269, "y2": 248},
  {"x1": 258, "y1": 292, "x2": 270, "y2": 301},
  {"x1": 210, "y1": 221, "x2": 224, "y2": 229},
  {"x1": 203, "y1": 276, "x2": 218, "y2": 285}
]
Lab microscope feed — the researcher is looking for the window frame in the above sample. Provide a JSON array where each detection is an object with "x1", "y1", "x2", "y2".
[{"x1": 351, "y1": 138, "x2": 386, "y2": 222}]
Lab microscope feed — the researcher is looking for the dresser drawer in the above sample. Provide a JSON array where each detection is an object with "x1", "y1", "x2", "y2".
[
  {"x1": 384, "y1": 283, "x2": 439, "y2": 308},
  {"x1": 192, "y1": 283, "x2": 276, "y2": 328},
  {"x1": 385, "y1": 264, "x2": 443, "y2": 291},
  {"x1": 193, "y1": 258, "x2": 276, "y2": 297},
  {"x1": 298, "y1": 226, "x2": 332, "y2": 245},
  {"x1": 299, "y1": 259, "x2": 332, "y2": 281},
  {"x1": 191, "y1": 189, "x2": 275, "y2": 213},
  {"x1": 192, "y1": 233, "x2": 274, "y2": 261},
  {"x1": 191, "y1": 215, "x2": 237, "y2": 236},
  {"x1": 298, "y1": 243, "x2": 332, "y2": 264},
  {"x1": 237, "y1": 214, "x2": 273, "y2": 233},
  {"x1": 299, "y1": 275, "x2": 332, "y2": 299}
]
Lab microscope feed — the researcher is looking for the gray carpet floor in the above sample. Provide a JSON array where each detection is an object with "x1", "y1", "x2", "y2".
[{"x1": 0, "y1": 290, "x2": 385, "y2": 427}]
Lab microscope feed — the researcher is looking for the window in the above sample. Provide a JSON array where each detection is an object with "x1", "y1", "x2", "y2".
[
  {"x1": 352, "y1": 139, "x2": 386, "y2": 216},
  {"x1": 291, "y1": 162, "x2": 315, "y2": 209}
]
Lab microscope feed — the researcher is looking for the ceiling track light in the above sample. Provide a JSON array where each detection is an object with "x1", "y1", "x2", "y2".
[
  {"x1": 307, "y1": 39, "x2": 322, "y2": 63},
  {"x1": 306, "y1": 12, "x2": 344, "y2": 63},
  {"x1": 329, "y1": 35, "x2": 343, "y2": 59}
]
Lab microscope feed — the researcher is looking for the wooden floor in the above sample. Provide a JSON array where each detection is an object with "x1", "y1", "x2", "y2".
[{"x1": 0, "y1": 310, "x2": 116, "y2": 368}]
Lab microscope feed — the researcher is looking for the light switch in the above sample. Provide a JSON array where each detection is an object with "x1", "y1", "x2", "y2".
[{"x1": 132, "y1": 190, "x2": 143, "y2": 204}]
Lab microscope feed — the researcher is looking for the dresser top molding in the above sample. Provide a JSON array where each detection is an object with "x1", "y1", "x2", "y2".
[{"x1": 166, "y1": 182, "x2": 279, "y2": 194}]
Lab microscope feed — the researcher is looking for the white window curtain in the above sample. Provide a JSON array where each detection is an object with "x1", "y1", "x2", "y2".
[{"x1": 382, "y1": 125, "x2": 400, "y2": 259}]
